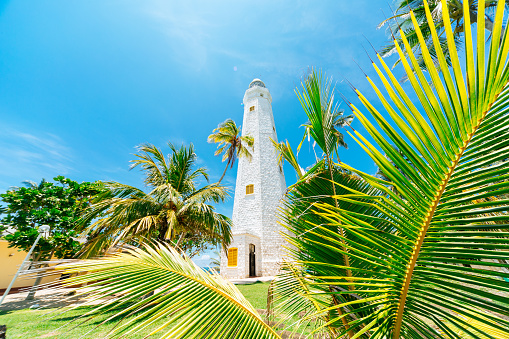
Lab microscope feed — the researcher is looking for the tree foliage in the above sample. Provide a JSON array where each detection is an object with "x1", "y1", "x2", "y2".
[
  {"x1": 77, "y1": 143, "x2": 232, "y2": 258},
  {"x1": 0, "y1": 176, "x2": 102, "y2": 260},
  {"x1": 47, "y1": 243, "x2": 280, "y2": 339},
  {"x1": 379, "y1": 0, "x2": 509, "y2": 78}
]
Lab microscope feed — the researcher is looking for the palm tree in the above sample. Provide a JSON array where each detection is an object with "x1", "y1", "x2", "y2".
[
  {"x1": 295, "y1": 70, "x2": 357, "y2": 287},
  {"x1": 313, "y1": 1, "x2": 509, "y2": 336},
  {"x1": 41, "y1": 1, "x2": 509, "y2": 337},
  {"x1": 208, "y1": 119, "x2": 254, "y2": 184},
  {"x1": 297, "y1": 71, "x2": 352, "y2": 164},
  {"x1": 331, "y1": 108, "x2": 353, "y2": 148},
  {"x1": 271, "y1": 73, "x2": 352, "y2": 183},
  {"x1": 77, "y1": 142, "x2": 232, "y2": 258},
  {"x1": 379, "y1": 0, "x2": 508, "y2": 76},
  {"x1": 9, "y1": 178, "x2": 47, "y2": 191}
]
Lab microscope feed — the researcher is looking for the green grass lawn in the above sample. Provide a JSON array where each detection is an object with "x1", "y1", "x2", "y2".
[
  {"x1": 0, "y1": 282, "x2": 271, "y2": 338},
  {"x1": 236, "y1": 281, "x2": 270, "y2": 310}
]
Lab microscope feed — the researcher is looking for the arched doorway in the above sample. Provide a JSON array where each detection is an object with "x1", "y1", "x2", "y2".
[{"x1": 249, "y1": 244, "x2": 256, "y2": 277}]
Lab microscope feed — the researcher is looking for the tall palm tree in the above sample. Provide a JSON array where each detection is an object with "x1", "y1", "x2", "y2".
[
  {"x1": 295, "y1": 70, "x2": 356, "y2": 287},
  {"x1": 207, "y1": 119, "x2": 254, "y2": 184},
  {"x1": 379, "y1": 0, "x2": 509, "y2": 76},
  {"x1": 77, "y1": 142, "x2": 232, "y2": 258}
]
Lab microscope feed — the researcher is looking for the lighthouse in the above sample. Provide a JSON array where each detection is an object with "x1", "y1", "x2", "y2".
[{"x1": 220, "y1": 79, "x2": 287, "y2": 279}]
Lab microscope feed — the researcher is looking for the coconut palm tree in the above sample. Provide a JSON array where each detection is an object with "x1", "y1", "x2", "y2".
[
  {"x1": 77, "y1": 142, "x2": 232, "y2": 258},
  {"x1": 41, "y1": 1, "x2": 509, "y2": 338},
  {"x1": 297, "y1": 71, "x2": 352, "y2": 164},
  {"x1": 208, "y1": 119, "x2": 254, "y2": 184},
  {"x1": 271, "y1": 72, "x2": 352, "y2": 183},
  {"x1": 8, "y1": 178, "x2": 47, "y2": 191},
  {"x1": 379, "y1": 0, "x2": 509, "y2": 76}
]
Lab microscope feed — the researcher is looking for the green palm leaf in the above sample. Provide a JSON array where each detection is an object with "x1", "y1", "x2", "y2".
[
  {"x1": 302, "y1": 0, "x2": 509, "y2": 337},
  {"x1": 378, "y1": 0, "x2": 505, "y2": 78},
  {"x1": 271, "y1": 139, "x2": 305, "y2": 179},
  {"x1": 296, "y1": 70, "x2": 345, "y2": 160},
  {"x1": 52, "y1": 243, "x2": 281, "y2": 339},
  {"x1": 208, "y1": 118, "x2": 254, "y2": 184}
]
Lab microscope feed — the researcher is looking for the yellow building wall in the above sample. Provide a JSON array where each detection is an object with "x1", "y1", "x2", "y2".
[{"x1": 0, "y1": 240, "x2": 60, "y2": 290}]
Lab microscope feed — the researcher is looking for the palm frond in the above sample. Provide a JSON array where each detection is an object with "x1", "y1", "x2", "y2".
[
  {"x1": 168, "y1": 143, "x2": 201, "y2": 194},
  {"x1": 281, "y1": 167, "x2": 382, "y2": 339},
  {"x1": 296, "y1": 69, "x2": 343, "y2": 160},
  {"x1": 271, "y1": 139, "x2": 305, "y2": 179},
  {"x1": 51, "y1": 243, "x2": 281, "y2": 339},
  {"x1": 298, "y1": 0, "x2": 509, "y2": 337},
  {"x1": 185, "y1": 182, "x2": 230, "y2": 204},
  {"x1": 131, "y1": 143, "x2": 170, "y2": 188},
  {"x1": 208, "y1": 118, "x2": 253, "y2": 183}
]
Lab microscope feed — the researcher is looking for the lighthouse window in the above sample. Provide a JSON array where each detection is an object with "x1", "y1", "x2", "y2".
[
  {"x1": 260, "y1": 93, "x2": 263, "y2": 97},
  {"x1": 246, "y1": 184, "x2": 254, "y2": 195},
  {"x1": 227, "y1": 248, "x2": 238, "y2": 267},
  {"x1": 249, "y1": 106, "x2": 255, "y2": 111}
]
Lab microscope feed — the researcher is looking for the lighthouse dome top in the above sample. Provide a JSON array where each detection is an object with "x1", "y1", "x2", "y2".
[
  {"x1": 249, "y1": 79, "x2": 266, "y2": 88},
  {"x1": 244, "y1": 78, "x2": 271, "y2": 104}
]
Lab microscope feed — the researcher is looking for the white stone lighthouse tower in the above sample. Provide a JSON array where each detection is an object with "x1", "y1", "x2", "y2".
[{"x1": 220, "y1": 79, "x2": 287, "y2": 279}]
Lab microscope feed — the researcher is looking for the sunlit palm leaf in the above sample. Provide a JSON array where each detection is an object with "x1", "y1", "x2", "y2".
[
  {"x1": 271, "y1": 139, "x2": 305, "y2": 179},
  {"x1": 441, "y1": 311, "x2": 509, "y2": 339},
  {"x1": 207, "y1": 118, "x2": 254, "y2": 184},
  {"x1": 53, "y1": 243, "x2": 281, "y2": 339},
  {"x1": 306, "y1": 0, "x2": 509, "y2": 337},
  {"x1": 296, "y1": 70, "x2": 343, "y2": 160},
  {"x1": 378, "y1": 0, "x2": 505, "y2": 77}
]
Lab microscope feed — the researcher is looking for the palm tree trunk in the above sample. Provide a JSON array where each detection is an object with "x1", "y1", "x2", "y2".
[
  {"x1": 159, "y1": 218, "x2": 169, "y2": 241},
  {"x1": 217, "y1": 162, "x2": 229, "y2": 184}
]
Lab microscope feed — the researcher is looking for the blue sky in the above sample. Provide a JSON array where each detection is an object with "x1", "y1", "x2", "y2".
[{"x1": 0, "y1": 0, "x2": 404, "y2": 266}]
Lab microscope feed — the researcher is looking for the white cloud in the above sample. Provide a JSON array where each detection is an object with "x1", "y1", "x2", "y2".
[
  {"x1": 0, "y1": 126, "x2": 74, "y2": 191},
  {"x1": 200, "y1": 254, "x2": 210, "y2": 261},
  {"x1": 14, "y1": 132, "x2": 68, "y2": 158}
]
